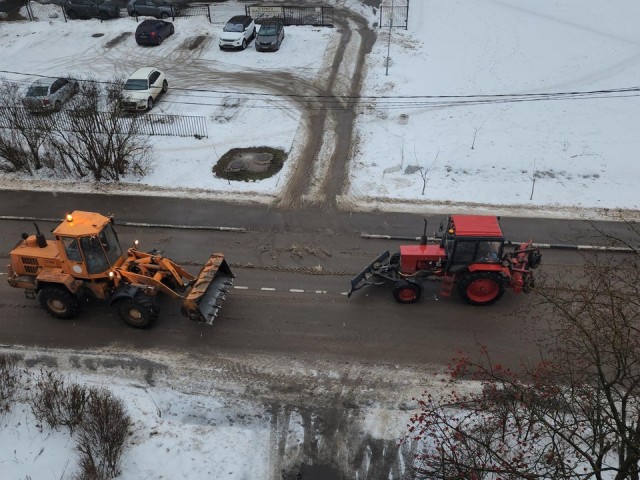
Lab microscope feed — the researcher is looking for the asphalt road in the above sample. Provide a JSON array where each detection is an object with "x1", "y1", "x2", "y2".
[{"x1": 1, "y1": 190, "x2": 629, "y2": 371}]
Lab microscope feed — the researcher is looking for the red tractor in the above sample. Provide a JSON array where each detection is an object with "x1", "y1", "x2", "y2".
[{"x1": 348, "y1": 215, "x2": 541, "y2": 306}]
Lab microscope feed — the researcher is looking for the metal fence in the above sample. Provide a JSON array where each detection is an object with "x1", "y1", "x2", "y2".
[
  {"x1": 175, "y1": 4, "x2": 211, "y2": 22},
  {"x1": 379, "y1": 3, "x2": 409, "y2": 29},
  {"x1": 246, "y1": 4, "x2": 333, "y2": 27},
  {"x1": 23, "y1": 0, "x2": 67, "y2": 22},
  {"x1": 0, "y1": 108, "x2": 208, "y2": 138}
]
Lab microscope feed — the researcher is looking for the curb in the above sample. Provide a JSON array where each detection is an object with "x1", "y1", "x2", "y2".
[
  {"x1": 0, "y1": 215, "x2": 246, "y2": 233},
  {"x1": 359, "y1": 233, "x2": 637, "y2": 253}
]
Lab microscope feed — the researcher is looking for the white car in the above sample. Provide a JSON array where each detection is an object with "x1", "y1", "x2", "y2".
[
  {"x1": 218, "y1": 15, "x2": 256, "y2": 50},
  {"x1": 122, "y1": 67, "x2": 167, "y2": 111}
]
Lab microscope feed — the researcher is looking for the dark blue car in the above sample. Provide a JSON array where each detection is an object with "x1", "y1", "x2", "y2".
[{"x1": 135, "y1": 19, "x2": 175, "y2": 46}]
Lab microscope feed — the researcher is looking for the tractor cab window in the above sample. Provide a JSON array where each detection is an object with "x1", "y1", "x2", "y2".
[
  {"x1": 98, "y1": 224, "x2": 122, "y2": 266},
  {"x1": 475, "y1": 241, "x2": 503, "y2": 263},
  {"x1": 80, "y1": 236, "x2": 110, "y2": 274},
  {"x1": 62, "y1": 237, "x2": 82, "y2": 262},
  {"x1": 451, "y1": 241, "x2": 477, "y2": 266}
]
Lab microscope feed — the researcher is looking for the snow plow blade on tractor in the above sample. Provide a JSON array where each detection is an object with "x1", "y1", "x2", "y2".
[
  {"x1": 349, "y1": 215, "x2": 541, "y2": 306},
  {"x1": 7, "y1": 211, "x2": 234, "y2": 328}
]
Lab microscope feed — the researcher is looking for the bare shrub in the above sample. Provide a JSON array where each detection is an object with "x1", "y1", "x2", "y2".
[
  {"x1": 0, "y1": 80, "x2": 52, "y2": 174},
  {"x1": 30, "y1": 370, "x2": 89, "y2": 433},
  {"x1": 0, "y1": 353, "x2": 20, "y2": 412},
  {"x1": 74, "y1": 387, "x2": 131, "y2": 480}
]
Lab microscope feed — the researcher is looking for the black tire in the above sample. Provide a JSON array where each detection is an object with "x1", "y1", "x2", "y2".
[
  {"x1": 147, "y1": 97, "x2": 153, "y2": 110},
  {"x1": 241, "y1": 39, "x2": 247, "y2": 50},
  {"x1": 161, "y1": 80, "x2": 168, "y2": 93},
  {"x1": 392, "y1": 280, "x2": 422, "y2": 304},
  {"x1": 39, "y1": 286, "x2": 79, "y2": 319},
  {"x1": 528, "y1": 250, "x2": 542, "y2": 269},
  {"x1": 54, "y1": 100, "x2": 62, "y2": 112},
  {"x1": 99, "y1": 11, "x2": 108, "y2": 20},
  {"x1": 161, "y1": 12, "x2": 169, "y2": 19},
  {"x1": 169, "y1": 24, "x2": 174, "y2": 35},
  {"x1": 67, "y1": 9, "x2": 78, "y2": 19},
  {"x1": 458, "y1": 272, "x2": 505, "y2": 306},
  {"x1": 117, "y1": 292, "x2": 158, "y2": 328}
]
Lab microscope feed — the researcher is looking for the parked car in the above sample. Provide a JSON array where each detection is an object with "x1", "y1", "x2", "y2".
[
  {"x1": 122, "y1": 67, "x2": 167, "y2": 111},
  {"x1": 127, "y1": 0, "x2": 179, "y2": 19},
  {"x1": 63, "y1": 0, "x2": 120, "y2": 20},
  {"x1": 135, "y1": 19, "x2": 174, "y2": 46},
  {"x1": 22, "y1": 77, "x2": 79, "y2": 112},
  {"x1": 255, "y1": 20, "x2": 285, "y2": 52},
  {"x1": 218, "y1": 15, "x2": 256, "y2": 50}
]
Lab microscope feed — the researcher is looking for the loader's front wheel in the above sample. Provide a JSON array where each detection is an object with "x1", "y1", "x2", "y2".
[
  {"x1": 117, "y1": 292, "x2": 158, "y2": 329},
  {"x1": 39, "y1": 286, "x2": 79, "y2": 319},
  {"x1": 392, "y1": 280, "x2": 422, "y2": 304},
  {"x1": 458, "y1": 272, "x2": 505, "y2": 306}
]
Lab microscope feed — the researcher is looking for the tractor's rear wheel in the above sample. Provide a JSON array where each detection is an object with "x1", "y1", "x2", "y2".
[
  {"x1": 39, "y1": 286, "x2": 79, "y2": 319},
  {"x1": 458, "y1": 272, "x2": 505, "y2": 306},
  {"x1": 392, "y1": 280, "x2": 422, "y2": 304},
  {"x1": 117, "y1": 292, "x2": 158, "y2": 329}
]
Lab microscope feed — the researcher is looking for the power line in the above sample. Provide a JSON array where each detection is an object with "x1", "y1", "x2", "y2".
[{"x1": 1, "y1": 68, "x2": 639, "y2": 111}]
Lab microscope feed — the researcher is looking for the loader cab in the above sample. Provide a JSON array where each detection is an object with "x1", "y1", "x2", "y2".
[
  {"x1": 54, "y1": 211, "x2": 123, "y2": 278},
  {"x1": 441, "y1": 215, "x2": 505, "y2": 273}
]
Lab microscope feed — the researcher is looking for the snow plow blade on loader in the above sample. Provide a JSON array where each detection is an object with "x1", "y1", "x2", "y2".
[
  {"x1": 182, "y1": 254, "x2": 234, "y2": 325},
  {"x1": 347, "y1": 250, "x2": 390, "y2": 297}
]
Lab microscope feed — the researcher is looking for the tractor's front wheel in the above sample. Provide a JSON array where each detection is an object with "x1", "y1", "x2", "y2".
[
  {"x1": 39, "y1": 286, "x2": 80, "y2": 319},
  {"x1": 458, "y1": 272, "x2": 505, "y2": 306},
  {"x1": 117, "y1": 292, "x2": 158, "y2": 328},
  {"x1": 392, "y1": 280, "x2": 422, "y2": 304}
]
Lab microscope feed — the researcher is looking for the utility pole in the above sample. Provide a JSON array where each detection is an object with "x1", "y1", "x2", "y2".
[{"x1": 385, "y1": 0, "x2": 394, "y2": 76}]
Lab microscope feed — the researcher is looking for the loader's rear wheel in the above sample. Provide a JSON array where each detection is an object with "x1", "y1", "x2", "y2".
[
  {"x1": 458, "y1": 272, "x2": 505, "y2": 306},
  {"x1": 39, "y1": 286, "x2": 79, "y2": 319},
  {"x1": 392, "y1": 280, "x2": 422, "y2": 304},
  {"x1": 117, "y1": 292, "x2": 158, "y2": 329}
]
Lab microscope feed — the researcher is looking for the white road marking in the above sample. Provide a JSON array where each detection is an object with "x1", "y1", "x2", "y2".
[
  {"x1": 315, "y1": 290, "x2": 326, "y2": 294},
  {"x1": 261, "y1": 287, "x2": 276, "y2": 291},
  {"x1": 290, "y1": 289, "x2": 305, "y2": 293},
  {"x1": 233, "y1": 286, "x2": 249, "y2": 290}
]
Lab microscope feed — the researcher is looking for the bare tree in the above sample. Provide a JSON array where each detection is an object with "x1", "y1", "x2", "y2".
[
  {"x1": 407, "y1": 215, "x2": 640, "y2": 480},
  {"x1": 47, "y1": 79, "x2": 152, "y2": 181}
]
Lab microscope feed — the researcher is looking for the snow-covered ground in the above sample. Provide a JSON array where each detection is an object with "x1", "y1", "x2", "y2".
[
  {"x1": 1, "y1": 0, "x2": 638, "y2": 215},
  {"x1": 348, "y1": 0, "x2": 640, "y2": 215},
  {"x1": 0, "y1": 347, "x2": 429, "y2": 479}
]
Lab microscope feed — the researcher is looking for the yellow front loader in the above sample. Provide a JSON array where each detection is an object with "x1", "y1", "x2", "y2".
[{"x1": 7, "y1": 211, "x2": 233, "y2": 328}]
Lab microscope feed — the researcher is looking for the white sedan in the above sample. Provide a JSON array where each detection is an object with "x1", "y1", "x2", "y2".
[{"x1": 122, "y1": 67, "x2": 167, "y2": 111}]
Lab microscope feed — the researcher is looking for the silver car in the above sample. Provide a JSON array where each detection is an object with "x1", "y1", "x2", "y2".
[
  {"x1": 22, "y1": 77, "x2": 80, "y2": 112},
  {"x1": 127, "y1": 0, "x2": 178, "y2": 19}
]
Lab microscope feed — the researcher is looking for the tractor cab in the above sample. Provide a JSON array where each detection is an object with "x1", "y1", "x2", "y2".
[
  {"x1": 53, "y1": 211, "x2": 124, "y2": 278},
  {"x1": 440, "y1": 215, "x2": 505, "y2": 273}
]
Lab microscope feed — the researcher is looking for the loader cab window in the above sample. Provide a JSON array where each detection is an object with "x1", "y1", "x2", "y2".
[
  {"x1": 80, "y1": 236, "x2": 110, "y2": 274},
  {"x1": 62, "y1": 237, "x2": 82, "y2": 262},
  {"x1": 97, "y1": 224, "x2": 122, "y2": 266}
]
